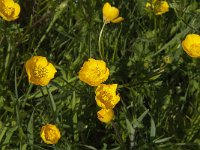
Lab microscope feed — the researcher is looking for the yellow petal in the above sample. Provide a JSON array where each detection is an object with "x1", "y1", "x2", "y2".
[
  {"x1": 46, "y1": 63, "x2": 57, "y2": 79},
  {"x1": 35, "y1": 56, "x2": 48, "y2": 67},
  {"x1": 13, "y1": 3, "x2": 20, "y2": 19},
  {"x1": 111, "y1": 17, "x2": 124, "y2": 23},
  {"x1": 102, "y1": 2, "x2": 111, "y2": 14},
  {"x1": 97, "y1": 109, "x2": 114, "y2": 123}
]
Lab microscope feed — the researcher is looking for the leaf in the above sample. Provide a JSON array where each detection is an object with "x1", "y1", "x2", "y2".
[
  {"x1": 150, "y1": 117, "x2": 156, "y2": 137},
  {"x1": 2, "y1": 125, "x2": 18, "y2": 150},
  {"x1": 137, "y1": 109, "x2": 149, "y2": 122},
  {"x1": 153, "y1": 136, "x2": 173, "y2": 144},
  {"x1": 0, "y1": 123, "x2": 7, "y2": 143}
]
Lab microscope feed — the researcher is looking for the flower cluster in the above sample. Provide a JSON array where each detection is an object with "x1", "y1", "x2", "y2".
[
  {"x1": 146, "y1": 0, "x2": 169, "y2": 15},
  {"x1": 79, "y1": 58, "x2": 120, "y2": 123},
  {"x1": 0, "y1": 0, "x2": 20, "y2": 21},
  {"x1": 78, "y1": 2, "x2": 123, "y2": 124},
  {"x1": 6, "y1": 0, "x2": 199, "y2": 146},
  {"x1": 96, "y1": 84, "x2": 120, "y2": 123}
]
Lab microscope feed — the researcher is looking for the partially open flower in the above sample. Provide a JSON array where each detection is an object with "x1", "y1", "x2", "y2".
[
  {"x1": 40, "y1": 124, "x2": 61, "y2": 144},
  {"x1": 25, "y1": 56, "x2": 57, "y2": 86},
  {"x1": 103, "y1": 2, "x2": 124, "y2": 24},
  {"x1": 97, "y1": 109, "x2": 114, "y2": 123},
  {"x1": 182, "y1": 34, "x2": 200, "y2": 58},
  {"x1": 0, "y1": 0, "x2": 20, "y2": 21},
  {"x1": 95, "y1": 84, "x2": 120, "y2": 109},
  {"x1": 146, "y1": 0, "x2": 169, "y2": 16},
  {"x1": 79, "y1": 58, "x2": 109, "y2": 86}
]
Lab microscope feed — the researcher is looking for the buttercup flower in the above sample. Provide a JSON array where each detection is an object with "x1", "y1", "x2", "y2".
[
  {"x1": 95, "y1": 84, "x2": 120, "y2": 109},
  {"x1": 182, "y1": 34, "x2": 200, "y2": 58},
  {"x1": 0, "y1": 0, "x2": 20, "y2": 21},
  {"x1": 103, "y1": 2, "x2": 124, "y2": 24},
  {"x1": 79, "y1": 58, "x2": 109, "y2": 86},
  {"x1": 97, "y1": 109, "x2": 114, "y2": 123},
  {"x1": 25, "y1": 56, "x2": 57, "y2": 86},
  {"x1": 146, "y1": 0, "x2": 169, "y2": 15},
  {"x1": 40, "y1": 124, "x2": 61, "y2": 144}
]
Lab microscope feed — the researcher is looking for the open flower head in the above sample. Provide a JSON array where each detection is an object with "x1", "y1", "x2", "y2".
[
  {"x1": 40, "y1": 124, "x2": 61, "y2": 144},
  {"x1": 182, "y1": 34, "x2": 200, "y2": 58},
  {"x1": 103, "y1": 2, "x2": 124, "y2": 23},
  {"x1": 97, "y1": 109, "x2": 114, "y2": 123},
  {"x1": 146, "y1": 0, "x2": 169, "y2": 15},
  {"x1": 95, "y1": 84, "x2": 120, "y2": 109},
  {"x1": 79, "y1": 58, "x2": 109, "y2": 86},
  {"x1": 25, "y1": 56, "x2": 57, "y2": 86},
  {"x1": 0, "y1": 0, "x2": 20, "y2": 21}
]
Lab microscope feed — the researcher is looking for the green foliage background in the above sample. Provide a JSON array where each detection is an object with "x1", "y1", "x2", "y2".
[{"x1": 0, "y1": 0, "x2": 200, "y2": 149}]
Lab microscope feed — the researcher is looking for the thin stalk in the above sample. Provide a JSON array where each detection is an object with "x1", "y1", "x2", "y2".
[
  {"x1": 98, "y1": 22, "x2": 106, "y2": 59},
  {"x1": 112, "y1": 26, "x2": 122, "y2": 63},
  {"x1": 15, "y1": 67, "x2": 23, "y2": 150},
  {"x1": 33, "y1": 49, "x2": 37, "y2": 56},
  {"x1": 46, "y1": 85, "x2": 59, "y2": 123},
  {"x1": 89, "y1": 32, "x2": 91, "y2": 57},
  {"x1": 111, "y1": 121, "x2": 127, "y2": 150},
  {"x1": 154, "y1": 16, "x2": 158, "y2": 51}
]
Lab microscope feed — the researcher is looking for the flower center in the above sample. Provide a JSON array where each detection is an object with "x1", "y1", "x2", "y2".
[
  {"x1": 33, "y1": 65, "x2": 49, "y2": 79},
  {"x1": 45, "y1": 129, "x2": 56, "y2": 141},
  {"x1": 3, "y1": 6, "x2": 14, "y2": 16},
  {"x1": 97, "y1": 91, "x2": 114, "y2": 107}
]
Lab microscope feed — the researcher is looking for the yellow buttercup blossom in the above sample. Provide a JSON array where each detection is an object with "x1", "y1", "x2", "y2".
[
  {"x1": 25, "y1": 56, "x2": 57, "y2": 86},
  {"x1": 103, "y1": 2, "x2": 124, "y2": 24},
  {"x1": 0, "y1": 0, "x2": 20, "y2": 21},
  {"x1": 182, "y1": 34, "x2": 200, "y2": 58},
  {"x1": 40, "y1": 124, "x2": 61, "y2": 144},
  {"x1": 146, "y1": 0, "x2": 169, "y2": 15},
  {"x1": 79, "y1": 58, "x2": 109, "y2": 86},
  {"x1": 95, "y1": 84, "x2": 120, "y2": 109},
  {"x1": 97, "y1": 109, "x2": 114, "y2": 123}
]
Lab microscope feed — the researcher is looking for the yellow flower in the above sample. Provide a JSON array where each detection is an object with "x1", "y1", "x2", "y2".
[
  {"x1": 97, "y1": 109, "x2": 114, "y2": 123},
  {"x1": 0, "y1": 0, "x2": 20, "y2": 21},
  {"x1": 25, "y1": 56, "x2": 57, "y2": 86},
  {"x1": 182, "y1": 34, "x2": 200, "y2": 58},
  {"x1": 103, "y1": 2, "x2": 124, "y2": 24},
  {"x1": 79, "y1": 58, "x2": 109, "y2": 86},
  {"x1": 146, "y1": 0, "x2": 169, "y2": 15},
  {"x1": 40, "y1": 124, "x2": 61, "y2": 144},
  {"x1": 95, "y1": 84, "x2": 120, "y2": 109}
]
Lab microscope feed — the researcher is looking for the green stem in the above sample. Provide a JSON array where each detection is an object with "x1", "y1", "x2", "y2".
[
  {"x1": 33, "y1": 49, "x2": 37, "y2": 56},
  {"x1": 112, "y1": 26, "x2": 122, "y2": 63},
  {"x1": 98, "y1": 22, "x2": 106, "y2": 59},
  {"x1": 154, "y1": 16, "x2": 158, "y2": 51},
  {"x1": 111, "y1": 121, "x2": 127, "y2": 150},
  {"x1": 89, "y1": 32, "x2": 91, "y2": 57},
  {"x1": 46, "y1": 85, "x2": 59, "y2": 123},
  {"x1": 14, "y1": 67, "x2": 23, "y2": 150}
]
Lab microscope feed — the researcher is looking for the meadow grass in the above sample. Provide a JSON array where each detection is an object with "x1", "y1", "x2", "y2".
[{"x1": 0, "y1": 0, "x2": 200, "y2": 149}]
